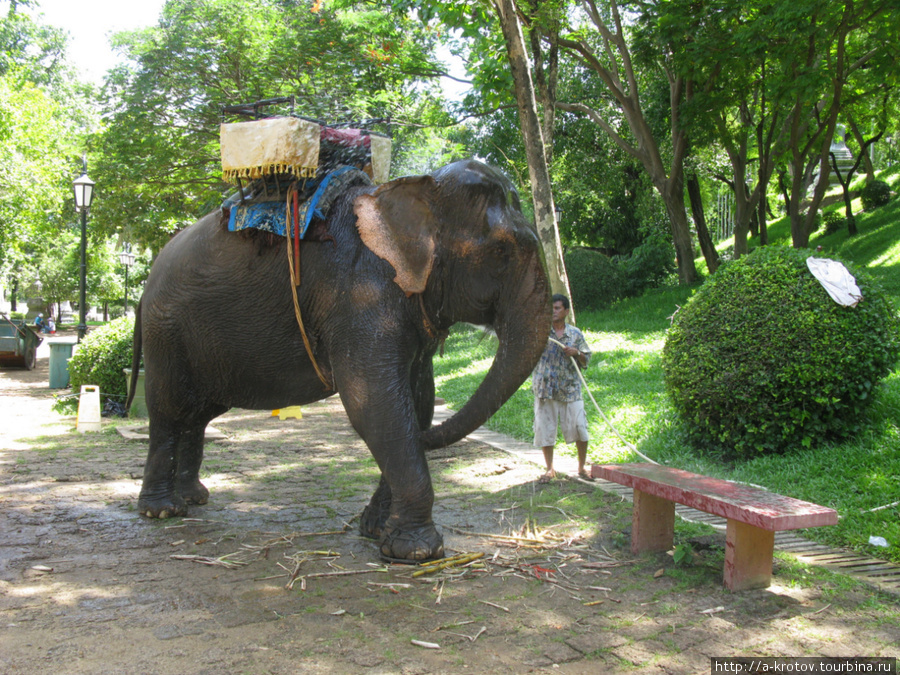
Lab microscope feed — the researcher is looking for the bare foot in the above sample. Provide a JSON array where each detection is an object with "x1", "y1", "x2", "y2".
[{"x1": 538, "y1": 470, "x2": 556, "y2": 484}]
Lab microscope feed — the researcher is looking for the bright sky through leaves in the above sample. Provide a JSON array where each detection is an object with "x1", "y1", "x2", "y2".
[{"x1": 27, "y1": 0, "x2": 166, "y2": 84}]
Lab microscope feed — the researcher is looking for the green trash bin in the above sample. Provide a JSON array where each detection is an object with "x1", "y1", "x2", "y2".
[
  {"x1": 123, "y1": 367, "x2": 148, "y2": 417},
  {"x1": 48, "y1": 339, "x2": 78, "y2": 388}
]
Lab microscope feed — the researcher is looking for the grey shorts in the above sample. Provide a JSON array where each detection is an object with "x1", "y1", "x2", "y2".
[{"x1": 533, "y1": 397, "x2": 589, "y2": 447}]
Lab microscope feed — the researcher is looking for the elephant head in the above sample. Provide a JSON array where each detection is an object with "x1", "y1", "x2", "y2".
[{"x1": 354, "y1": 159, "x2": 551, "y2": 448}]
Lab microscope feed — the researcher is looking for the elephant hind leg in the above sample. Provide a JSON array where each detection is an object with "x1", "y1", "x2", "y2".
[
  {"x1": 360, "y1": 476, "x2": 391, "y2": 539},
  {"x1": 139, "y1": 415, "x2": 218, "y2": 518},
  {"x1": 138, "y1": 423, "x2": 185, "y2": 519},
  {"x1": 174, "y1": 424, "x2": 211, "y2": 505}
]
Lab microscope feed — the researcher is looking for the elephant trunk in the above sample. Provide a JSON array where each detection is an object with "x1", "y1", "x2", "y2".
[{"x1": 421, "y1": 249, "x2": 551, "y2": 450}]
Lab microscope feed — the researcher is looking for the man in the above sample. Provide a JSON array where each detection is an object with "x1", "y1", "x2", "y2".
[{"x1": 532, "y1": 294, "x2": 594, "y2": 483}]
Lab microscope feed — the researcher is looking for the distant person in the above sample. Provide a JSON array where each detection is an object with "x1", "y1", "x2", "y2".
[
  {"x1": 34, "y1": 314, "x2": 44, "y2": 332},
  {"x1": 46, "y1": 316, "x2": 56, "y2": 334},
  {"x1": 532, "y1": 294, "x2": 594, "y2": 483}
]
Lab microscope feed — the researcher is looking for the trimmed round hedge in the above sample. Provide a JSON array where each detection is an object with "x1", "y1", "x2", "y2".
[
  {"x1": 662, "y1": 246, "x2": 900, "y2": 458},
  {"x1": 63, "y1": 316, "x2": 136, "y2": 411}
]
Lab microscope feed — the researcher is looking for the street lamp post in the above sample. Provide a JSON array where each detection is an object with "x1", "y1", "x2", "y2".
[
  {"x1": 118, "y1": 245, "x2": 135, "y2": 317},
  {"x1": 73, "y1": 161, "x2": 95, "y2": 342}
]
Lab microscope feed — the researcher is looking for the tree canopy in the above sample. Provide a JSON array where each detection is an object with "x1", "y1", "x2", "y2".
[
  {"x1": 93, "y1": 0, "x2": 449, "y2": 252},
  {"x1": 2, "y1": 0, "x2": 899, "y2": 316},
  {"x1": 0, "y1": 0, "x2": 93, "y2": 285}
]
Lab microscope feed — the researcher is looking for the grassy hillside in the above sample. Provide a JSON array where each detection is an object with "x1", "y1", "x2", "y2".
[{"x1": 433, "y1": 167, "x2": 900, "y2": 564}]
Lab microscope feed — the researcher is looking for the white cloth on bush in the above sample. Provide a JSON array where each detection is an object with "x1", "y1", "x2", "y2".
[{"x1": 806, "y1": 257, "x2": 862, "y2": 307}]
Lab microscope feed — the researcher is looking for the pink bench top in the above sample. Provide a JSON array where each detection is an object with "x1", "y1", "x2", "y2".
[{"x1": 592, "y1": 463, "x2": 838, "y2": 531}]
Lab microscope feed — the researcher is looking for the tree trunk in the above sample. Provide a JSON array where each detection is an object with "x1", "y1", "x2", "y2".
[
  {"x1": 848, "y1": 117, "x2": 876, "y2": 181},
  {"x1": 494, "y1": 0, "x2": 572, "y2": 308},
  {"x1": 656, "y1": 164, "x2": 697, "y2": 283},
  {"x1": 732, "y1": 183, "x2": 751, "y2": 258},
  {"x1": 757, "y1": 195, "x2": 769, "y2": 246},
  {"x1": 686, "y1": 173, "x2": 719, "y2": 275},
  {"x1": 829, "y1": 151, "x2": 858, "y2": 236},
  {"x1": 526, "y1": 6, "x2": 559, "y2": 166}
]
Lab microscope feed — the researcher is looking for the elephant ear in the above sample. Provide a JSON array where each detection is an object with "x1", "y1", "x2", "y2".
[{"x1": 354, "y1": 175, "x2": 439, "y2": 297}]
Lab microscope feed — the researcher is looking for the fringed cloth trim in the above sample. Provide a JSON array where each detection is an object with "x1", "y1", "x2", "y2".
[{"x1": 223, "y1": 164, "x2": 318, "y2": 183}]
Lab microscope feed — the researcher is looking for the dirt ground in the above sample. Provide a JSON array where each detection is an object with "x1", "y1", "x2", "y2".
[{"x1": 1, "y1": 347, "x2": 898, "y2": 674}]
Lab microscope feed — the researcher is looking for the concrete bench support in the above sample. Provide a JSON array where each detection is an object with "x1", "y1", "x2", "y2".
[
  {"x1": 725, "y1": 520, "x2": 775, "y2": 591},
  {"x1": 632, "y1": 489, "x2": 675, "y2": 553},
  {"x1": 592, "y1": 463, "x2": 838, "y2": 591}
]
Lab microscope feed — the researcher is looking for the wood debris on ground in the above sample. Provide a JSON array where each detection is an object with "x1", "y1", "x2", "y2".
[{"x1": 166, "y1": 512, "x2": 635, "y2": 604}]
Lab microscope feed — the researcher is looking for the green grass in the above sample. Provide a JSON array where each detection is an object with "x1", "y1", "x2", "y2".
[{"x1": 434, "y1": 167, "x2": 900, "y2": 565}]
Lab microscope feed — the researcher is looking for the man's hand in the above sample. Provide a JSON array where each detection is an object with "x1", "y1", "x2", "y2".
[{"x1": 563, "y1": 346, "x2": 586, "y2": 366}]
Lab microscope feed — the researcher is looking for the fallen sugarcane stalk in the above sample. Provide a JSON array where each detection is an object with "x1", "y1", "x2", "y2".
[
  {"x1": 445, "y1": 526, "x2": 555, "y2": 545},
  {"x1": 170, "y1": 554, "x2": 249, "y2": 569},
  {"x1": 287, "y1": 567, "x2": 389, "y2": 591},
  {"x1": 443, "y1": 626, "x2": 487, "y2": 642},
  {"x1": 412, "y1": 552, "x2": 484, "y2": 577}
]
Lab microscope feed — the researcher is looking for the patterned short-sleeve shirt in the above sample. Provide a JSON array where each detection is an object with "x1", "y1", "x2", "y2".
[{"x1": 532, "y1": 324, "x2": 591, "y2": 402}]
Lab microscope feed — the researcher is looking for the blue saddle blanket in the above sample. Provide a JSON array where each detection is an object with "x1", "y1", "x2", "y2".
[{"x1": 227, "y1": 166, "x2": 370, "y2": 238}]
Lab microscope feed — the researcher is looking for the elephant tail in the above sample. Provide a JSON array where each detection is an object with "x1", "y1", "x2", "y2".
[{"x1": 125, "y1": 298, "x2": 143, "y2": 416}]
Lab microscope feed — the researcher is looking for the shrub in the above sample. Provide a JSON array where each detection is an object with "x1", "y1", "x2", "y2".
[
  {"x1": 57, "y1": 316, "x2": 136, "y2": 413},
  {"x1": 860, "y1": 180, "x2": 891, "y2": 211},
  {"x1": 823, "y1": 210, "x2": 845, "y2": 235},
  {"x1": 564, "y1": 247, "x2": 627, "y2": 310},
  {"x1": 662, "y1": 246, "x2": 900, "y2": 458},
  {"x1": 617, "y1": 232, "x2": 676, "y2": 296}
]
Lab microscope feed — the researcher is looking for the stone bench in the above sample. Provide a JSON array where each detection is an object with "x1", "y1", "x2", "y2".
[{"x1": 590, "y1": 463, "x2": 838, "y2": 591}]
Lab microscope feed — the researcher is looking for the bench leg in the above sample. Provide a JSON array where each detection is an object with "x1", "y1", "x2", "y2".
[
  {"x1": 724, "y1": 520, "x2": 774, "y2": 591},
  {"x1": 631, "y1": 489, "x2": 675, "y2": 555}
]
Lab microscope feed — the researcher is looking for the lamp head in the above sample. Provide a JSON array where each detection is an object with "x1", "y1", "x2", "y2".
[
  {"x1": 118, "y1": 249, "x2": 136, "y2": 267},
  {"x1": 73, "y1": 172, "x2": 95, "y2": 212}
]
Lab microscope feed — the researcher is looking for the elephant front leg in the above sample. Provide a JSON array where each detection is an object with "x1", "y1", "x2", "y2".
[
  {"x1": 361, "y1": 472, "x2": 443, "y2": 561},
  {"x1": 376, "y1": 458, "x2": 444, "y2": 562},
  {"x1": 359, "y1": 476, "x2": 444, "y2": 562},
  {"x1": 379, "y1": 512, "x2": 444, "y2": 562},
  {"x1": 338, "y1": 350, "x2": 444, "y2": 561},
  {"x1": 350, "y1": 418, "x2": 444, "y2": 560}
]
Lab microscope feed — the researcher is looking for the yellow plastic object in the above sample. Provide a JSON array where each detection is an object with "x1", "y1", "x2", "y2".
[{"x1": 271, "y1": 406, "x2": 303, "y2": 420}]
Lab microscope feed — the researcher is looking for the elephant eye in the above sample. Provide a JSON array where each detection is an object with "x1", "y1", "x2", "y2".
[{"x1": 489, "y1": 241, "x2": 513, "y2": 271}]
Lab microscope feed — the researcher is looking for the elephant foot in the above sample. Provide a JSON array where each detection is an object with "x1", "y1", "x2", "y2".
[
  {"x1": 379, "y1": 520, "x2": 444, "y2": 562},
  {"x1": 178, "y1": 480, "x2": 209, "y2": 505},
  {"x1": 137, "y1": 491, "x2": 187, "y2": 520},
  {"x1": 360, "y1": 501, "x2": 388, "y2": 540}
]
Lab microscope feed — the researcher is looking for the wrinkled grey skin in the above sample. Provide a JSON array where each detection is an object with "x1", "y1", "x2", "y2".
[{"x1": 129, "y1": 159, "x2": 551, "y2": 561}]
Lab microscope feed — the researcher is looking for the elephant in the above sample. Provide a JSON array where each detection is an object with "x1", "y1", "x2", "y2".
[{"x1": 128, "y1": 159, "x2": 551, "y2": 562}]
